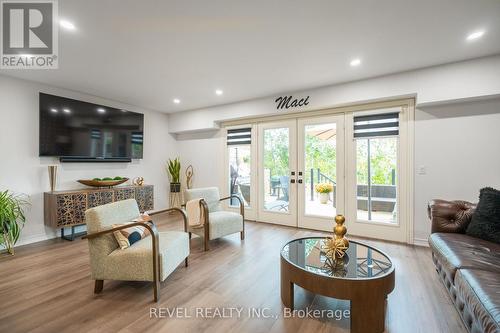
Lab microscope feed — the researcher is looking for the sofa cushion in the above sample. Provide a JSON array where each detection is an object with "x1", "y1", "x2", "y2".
[
  {"x1": 429, "y1": 233, "x2": 500, "y2": 282},
  {"x1": 455, "y1": 269, "x2": 500, "y2": 333},
  {"x1": 466, "y1": 187, "x2": 500, "y2": 244},
  {"x1": 103, "y1": 231, "x2": 190, "y2": 282}
]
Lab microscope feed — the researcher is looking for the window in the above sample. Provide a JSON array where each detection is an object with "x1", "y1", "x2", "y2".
[
  {"x1": 354, "y1": 113, "x2": 399, "y2": 223},
  {"x1": 227, "y1": 128, "x2": 252, "y2": 207}
]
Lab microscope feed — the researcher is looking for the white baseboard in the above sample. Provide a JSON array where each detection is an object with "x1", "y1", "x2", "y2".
[
  {"x1": 16, "y1": 232, "x2": 58, "y2": 247},
  {"x1": 413, "y1": 237, "x2": 429, "y2": 247}
]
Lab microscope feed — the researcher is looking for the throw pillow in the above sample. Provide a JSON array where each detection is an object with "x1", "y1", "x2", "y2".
[
  {"x1": 112, "y1": 222, "x2": 150, "y2": 249},
  {"x1": 466, "y1": 187, "x2": 500, "y2": 244}
]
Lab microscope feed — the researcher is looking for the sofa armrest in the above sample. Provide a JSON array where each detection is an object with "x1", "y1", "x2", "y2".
[{"x1": 427, "y1": 199, "x2": 476, "y2": 234}]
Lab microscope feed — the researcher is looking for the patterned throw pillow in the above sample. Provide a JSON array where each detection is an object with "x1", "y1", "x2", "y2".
[{"x1": 112, "y1": 222, "x2": 150, "y2": 249}]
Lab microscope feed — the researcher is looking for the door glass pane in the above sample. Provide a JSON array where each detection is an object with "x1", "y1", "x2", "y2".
[
  {"x1": 356, "y1": 137, "x2": 398, "y2": 223},
  {"x1": 263, "y1": 128, "x2": 289, "y2": 212},
  {"x1": 304, "y1": 123, "x2": 337, "y2": 217},
  {"x1": 228, "y1": 145, "x2": 251, "y2": 207}
]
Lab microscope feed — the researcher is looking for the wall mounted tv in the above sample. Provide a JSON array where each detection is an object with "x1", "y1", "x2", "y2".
[{"x1": 39, "y1": 93, "x2": 144, "y2": 162}]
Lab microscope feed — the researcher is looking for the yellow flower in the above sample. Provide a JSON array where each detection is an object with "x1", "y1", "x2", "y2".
[{"x1": 315, "y1": 183, "x2": 333, "y2": 193}]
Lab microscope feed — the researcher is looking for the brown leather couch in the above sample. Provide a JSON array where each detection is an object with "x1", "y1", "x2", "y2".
[{"x1": 428, "y1": 199, "x2": 500, "y2": 333}]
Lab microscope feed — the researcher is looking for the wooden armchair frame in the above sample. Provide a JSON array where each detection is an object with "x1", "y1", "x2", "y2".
[
  {"x1": 83, "y1": 207, "x2": 188, "y2": 302},
  {"x1": 192, "y1": 195, "x2": 245, "y2": 251}
]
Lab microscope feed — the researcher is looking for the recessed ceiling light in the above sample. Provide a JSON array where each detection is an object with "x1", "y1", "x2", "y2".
[
  {"x1": 97, "y1": 108, "x2": 106, "y2": 113},
  {"x1": 50, "y1": 108, "x2": 58, "y2": 113},
  {"x1": 60, "y1": 20, "x2": 76, "y2": 30},
  {"x1": 350, "y1": 58, "x2": 361, "y2": 67},
  {"x1": 215, "y1": 89, "x2": 223, "y2": 96},
  {"x1": 466, "y1": 30, "x2": 485, "y2": 41},
  {"x1": 173, "y1": 98, "x2": 181, "y2": 104},
  {"x1": 63, "y1": 108, "x2": 71, "y2": 114}
]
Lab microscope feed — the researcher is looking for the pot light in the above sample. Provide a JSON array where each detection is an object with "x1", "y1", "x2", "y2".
[
  {"x1": 215, "y1": 89, "x2": 223, "y2": 96},
  {"x1": 466, "y1": 30, "x2": 485, "y2": 41},
  {"x1": 97, "y1": 108, "x2": 106, "y2": 113},
  {"x1": 350, "y1": 58, "x2": 361, "y2": 67},
  {"x1": 63, "y1": 108, "x2": 71, "y2": 114},
  {"x1": 60, "y1": 20, "x2": 76, "y2": 31},
  {"x1": 173, "y1": 98, "x2": 181, "y2": 104},
  {"x1": 50, "y1": 108, "x2": 58, "y2": 113}
]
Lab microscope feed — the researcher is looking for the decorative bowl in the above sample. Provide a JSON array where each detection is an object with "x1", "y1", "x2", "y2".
[{"x1": 77, "y1": 178, "x2": 129, "y2": 188}]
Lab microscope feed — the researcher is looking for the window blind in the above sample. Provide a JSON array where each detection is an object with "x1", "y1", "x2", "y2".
[
  {"x1": 131, "y1": 132, "x2": 143, "y2": 144},
  {"x1": 353, "y1": 112, "x2": 399, "y2": 138},
  {"x1": 227, "y1": 127, "x2": 251, "y2": 145}
]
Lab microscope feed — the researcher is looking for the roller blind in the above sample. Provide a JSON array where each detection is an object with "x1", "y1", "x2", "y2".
[
  {"x1": 353, "y1": 112, "x2": 399, "y2": 138},
  {"x1": 227, "y1": 127, "x2": 251, "y2": 145}
]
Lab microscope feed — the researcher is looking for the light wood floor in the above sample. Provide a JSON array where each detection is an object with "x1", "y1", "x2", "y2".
[{"x1": 0, "y1": 216, "x2": 465, "y2": 333}]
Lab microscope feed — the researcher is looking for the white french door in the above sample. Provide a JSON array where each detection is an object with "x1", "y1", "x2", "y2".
[
  {"x1": 224, "y1": 100, "x2": 413, "y2": 243},
  {"x1": 297, "y1": 115, "x2": 345, "y2": 231},
  {"x1": 345, "y1": 107, "x2": 410, "y2": 243},
  {"x1": 257, "y1": 120, "x2": 297, "y2": 226},
  {"x1": 256, "y1": 116, "x2": 344, "y2": 230}
]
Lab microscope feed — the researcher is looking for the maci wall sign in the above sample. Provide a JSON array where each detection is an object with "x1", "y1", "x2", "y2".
[{"x1": 275, "y1": 95, "x2": 310, "y2": 110}]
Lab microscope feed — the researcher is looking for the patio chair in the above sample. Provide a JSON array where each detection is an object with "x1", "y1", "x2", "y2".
[
  {"x1": 279, "y1": 176, "x2": 289, "y2": 201},
  {"x1": 83, "y1": 199, "x2": 190, "y2": 302},
  {"x1": 184, "y1": 187, "x2": 244, "y2": 251}
]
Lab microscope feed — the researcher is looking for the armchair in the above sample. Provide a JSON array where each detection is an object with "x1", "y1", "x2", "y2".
[
  {"x1": 184, "y1": 187, "x2": 244, "y2": 251},
  {"x1": 83, "y1": 199, "x2": 190, "y2": 302}
]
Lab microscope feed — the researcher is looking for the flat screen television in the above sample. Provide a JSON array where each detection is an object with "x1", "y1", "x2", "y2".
[{"x1": 39, "y1": 93, "x2": 144, "y2": 161}]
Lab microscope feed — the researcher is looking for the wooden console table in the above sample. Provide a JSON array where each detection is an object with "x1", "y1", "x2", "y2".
[{"x1": 44, "y1": 185, "x2": 154, "y2": 240}]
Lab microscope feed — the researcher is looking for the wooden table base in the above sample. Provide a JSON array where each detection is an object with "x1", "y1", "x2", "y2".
[{"x1": 280, "y1": 256, "x2": 394, "y2": 333}]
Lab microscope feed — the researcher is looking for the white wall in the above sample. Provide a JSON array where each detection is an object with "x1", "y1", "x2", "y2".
[
  {"x1": 0, "y1": 75, "x2": 177, "y2": 246},
  {"x1": 169, "y1": 55, "x2": 500, "y2": 133},
  {"x1": 175, "y1": 131, "x2": 224, "y2": 189},
  {"x1": 414, "y1": 97, "x2": 500, "y2": 242}
]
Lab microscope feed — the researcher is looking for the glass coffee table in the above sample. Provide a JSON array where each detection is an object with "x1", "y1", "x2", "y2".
[{"x1": 281, "y1": 237, "x2": 395, "y2": 333}]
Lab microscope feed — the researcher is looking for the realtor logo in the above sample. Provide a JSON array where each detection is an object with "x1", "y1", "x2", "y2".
[{"x1": 1, "y1": 0, "x2": 58, "y2": 69}]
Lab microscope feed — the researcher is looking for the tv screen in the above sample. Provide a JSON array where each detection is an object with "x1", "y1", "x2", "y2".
[{"x1": 39, "y1": 93, "x2": 144, "y2": 160}]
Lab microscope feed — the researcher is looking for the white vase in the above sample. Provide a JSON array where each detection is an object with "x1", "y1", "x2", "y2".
[{"x1": 319, "y1": 192, "x2": 329, "y2": 204}]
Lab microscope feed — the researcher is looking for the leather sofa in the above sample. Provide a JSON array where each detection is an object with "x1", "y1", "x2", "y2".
[{"x1": 428, "y1": 199, "x2": 500, "y2": 333}]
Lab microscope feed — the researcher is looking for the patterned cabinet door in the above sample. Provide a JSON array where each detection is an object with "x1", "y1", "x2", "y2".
[
  {"x1": 88, "y1": 190, "x2": 114, "y2": 208},
  {"x1": 114, "y1": 188, "x2": 135, "y2": 202},
  {"x1": 55, "y1": 193, "x2": 88, "y2": 227},
  {"x1": 135, "y1": 186, "x2": 154, "y2": 212}
]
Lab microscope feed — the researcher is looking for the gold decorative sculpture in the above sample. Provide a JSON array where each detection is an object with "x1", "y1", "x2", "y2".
[
  {"x1": 322, "y1": 215, "x2": 349, "y2": 259},
  {"x1": 133, "y1": 177, "x2": 144, "y2": 186},
  {"x1": 185, "y1": 165, "x2": 193, "y2": 189}
]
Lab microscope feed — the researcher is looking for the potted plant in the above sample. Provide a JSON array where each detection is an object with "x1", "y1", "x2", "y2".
[
  {"x1": 0, "y1": 190, "x2": 29, "y2": 256},
  {"x1": 166, "y1": 158, "x2": 181, "y2": 193},
  {"x1": 315, "y1": 183, "x2": 333, "y2": 204}
]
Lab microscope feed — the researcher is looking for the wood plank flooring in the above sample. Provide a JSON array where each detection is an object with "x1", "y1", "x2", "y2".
[{"x1": 0, "y1": 216, "x2": 465, "y2": 333}]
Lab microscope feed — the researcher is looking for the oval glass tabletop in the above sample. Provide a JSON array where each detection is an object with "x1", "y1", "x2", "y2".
[{"x1": 281, "y1": 237, "x2": 393, "y2": 280}]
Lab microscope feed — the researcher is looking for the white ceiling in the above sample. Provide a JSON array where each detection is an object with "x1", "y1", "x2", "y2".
[{"x1": 2, "y1": 0, "x2": 500, "y2": 113}]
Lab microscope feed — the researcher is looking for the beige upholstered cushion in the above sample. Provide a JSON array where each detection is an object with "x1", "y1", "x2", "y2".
[
  {"x1": 184, "y1": 187, "x2": 222, "y2": 212},
  {"x1": 102, "y1": 231, "x2": 189, "y2": 281},
  {"x1": 190, "y1": 211, "x2": 243, "y2": 240}
]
